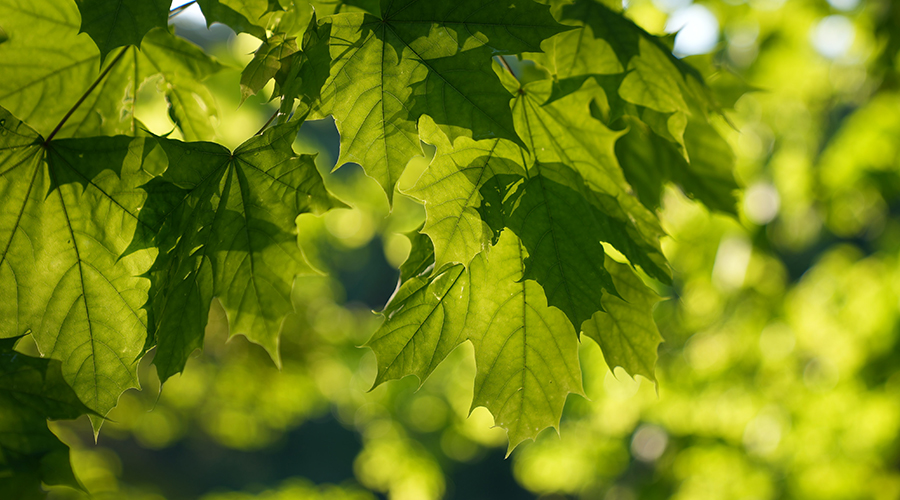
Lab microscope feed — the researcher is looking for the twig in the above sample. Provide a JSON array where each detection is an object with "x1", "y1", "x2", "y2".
[
  {"x1": 169, "y1": 0, "x2": 198, "y2": 19},
  {"x1": 497, "y1": 56, "x2": 519, "y2": 81},
  {"x1": 45, "y1": 46, "x2": 129, "y2": 144},
  {"x1": 255, "y1": 109, "x2": 280, "y2": 135}
]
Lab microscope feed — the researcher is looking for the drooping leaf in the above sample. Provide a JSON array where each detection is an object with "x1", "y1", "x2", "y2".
[
  {"x1": 467, "y1": 231, "x2": 584, "y2": 453},
  {"x1": 74, "y1": 0, "x2": 170, "y2": 62},
  {"x1": 315, "y1": 0, "x2": 568, "y2": 202},
  {"x1": 241, "y1": 34, "x2": 298, "y2": 102},
  {"x1": 274, "y1": 13, "x2": 332, "y2": 117},
  {"x1": 197, "y1": 0, "x2": 270, "y2": 39},
  {"x1": 140, "y1": 123, "x2": 343, "y2": 382},
  {"x1": 582, "y1": 260, "x2": 663, "y2": 383},
  {"x1": 513, "y1": 80, "x2": 670, "y2": 282},
  {"x1": 0, "y1": 338, "x2": 92, "y2": 498},
  {"x1": 0, "y1": 107, "x2": 158, "y2": 420},
  {"x1": 367, "y1": 264, "x2": 468, "y2": 387}
]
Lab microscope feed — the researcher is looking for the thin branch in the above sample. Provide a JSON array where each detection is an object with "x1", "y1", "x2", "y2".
[
  {"x1": 45, "y1": 47, "x2": 129, "y2": 144},
  {"x1": 255, "y1": 109, "x2": 280, "y2": 135},
  {"x1": 169, "y1": 0, "x2": 198, "y2": 19},
  {"x1": 497, "y1": 55, "x2": 519, "y2": 81}
]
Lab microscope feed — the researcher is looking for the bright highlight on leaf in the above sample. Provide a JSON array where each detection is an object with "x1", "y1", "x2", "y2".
[{"x1": 0, "y1": 0, "x2": 746, "y2": 487}]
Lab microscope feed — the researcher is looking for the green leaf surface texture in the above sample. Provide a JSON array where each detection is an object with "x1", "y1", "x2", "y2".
[
  {"x1": 0, "y1": 1, "x2": 224, "y2": 142},
  {"x1": 315, "y1": 0, "x2": 568, "y2": 201},
  {"x1": 75, "y1": 0, "x2": 170, "y2": 61},
  {"x1": 0, "y1": 339, "x2": 88, "y2": 497},
  {"x1": 468, "y1": 231, "x2": 584, "y2": 452},
  {"x1": 582, "y1": 260, "x2": 663, "y2": 383},
  {"x1": 0, "y1": 108, "x2": 156, "y2": 418}
]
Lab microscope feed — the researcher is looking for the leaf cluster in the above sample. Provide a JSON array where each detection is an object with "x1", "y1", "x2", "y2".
[{"x1": 0, "y1": 0, "x2": 742, "y2": 493}]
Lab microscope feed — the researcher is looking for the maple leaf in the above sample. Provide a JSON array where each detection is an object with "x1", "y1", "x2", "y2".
[
  {"x1": 0, "y1": 107, "x2": 157, "y2": 420},
  {"x1": 74, "y1": 0, "x2": 170, "y2": 61},
  {"x1": 313, "y1": 0, "x2": 568, "y2": 202},
  {"x1": 0, "y1": 338, "x2": 93, "y2": 498},
  {"x1": 138, "y1": 122, "x2": 344, "y2": 382},
  {"x1": 467, "y1": 231, "x2": 584, "y2": 452}
]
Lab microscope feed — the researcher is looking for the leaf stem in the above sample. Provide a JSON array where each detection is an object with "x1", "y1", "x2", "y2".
[
  {"x1": 169, "y1": 1, "x2": 198, "y2": 19},
  {"x1": 44, "y1": 46, "x2": 129, "y2": 144},
  {"x1": 255, "y1": 109, "x2": 280, "y2": 135},
  {"x1": 497, "y1": 56, "x2": 519, "y2": 81}
]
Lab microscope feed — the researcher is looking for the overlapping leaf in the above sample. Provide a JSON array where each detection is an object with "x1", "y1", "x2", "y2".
[
  {"x1": 582, "y1": 260, "x2": 663, "y2": 383},
  {"x1": 0, "y1": 338, "x2": 91, "y2": 498},
  {"x1": 0, "y1": 107, "x2": 158, "y2": 419},
  {"x1": 314, "y1": 0, "x2": 567, "y2": 201},
  {"x1": 75, "y1": 0, "x2": 170, "y2": 61},
  {"x1": 140, "y1": 123, "x2": 343, "y2": 382},
  {"x1": 407, "y1": 118, "x2": 523, "y2": 272}
]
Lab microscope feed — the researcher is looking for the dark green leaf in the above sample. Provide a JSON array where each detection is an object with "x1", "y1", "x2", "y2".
[
  {"x1": 75, "y1": 0, "x2": 170, "y2": 62},
  {"x1": 0, "y1": 107, "x2": 159, "y2": 421},
  {"x1": 142, "y1": 123, "x2": 344, "y2": 382}
]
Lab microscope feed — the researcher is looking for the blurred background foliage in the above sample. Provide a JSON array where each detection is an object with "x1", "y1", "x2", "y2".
[{"x1": 40, "y1": 0, "x2": 900, "y2": 498}]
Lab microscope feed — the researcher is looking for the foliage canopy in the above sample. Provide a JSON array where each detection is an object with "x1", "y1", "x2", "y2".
[{"x1": 0, "y1": 0, "x2": 742, "y2": 494}]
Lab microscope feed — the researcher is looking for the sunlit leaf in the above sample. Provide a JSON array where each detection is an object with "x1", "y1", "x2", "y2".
[
  {"x1": 582, "y1": 260, "x2": 662, "y2": 383},
  {"x1": 315, "y1": 1, "x2": 567, "y2": 202},
  {"x1": 0, "y1": 107, "x2": 158, "y2": 419},
  {"x1": 467, "y1": 231, "x2": 584, "y2": 452}
]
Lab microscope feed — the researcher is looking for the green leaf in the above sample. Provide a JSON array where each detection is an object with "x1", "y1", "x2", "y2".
[
  {"x1": 0, "y1": 107, "x2": 158, "y2": 420},
  {"x1": 241, "y1": 34, "x2": 298, "y2": 102},
  {"x1": 407, "y1": 118, "x2": 523, "y2": 272},
  {"x1": 75, "y1": 0, "x2": 170, "y2": 62},
  {"x1": 274, "y1": 13, "x2": 332, "y2": 117},
  {"x1": 0, "y1": 0, "x2": 108, "y2": 138},
  {"x1": 142, "y1": 123, "x2": 343, "y2": 382},
  {"x1": 615, "y1": 115, "x2": 739, "y2": 213},
  {"x1": 316, "y1": 0, "x2": 567, "y2": 202},
  {"x1": 0, "y1": 3, "x2": 223, "y2": 140},
  {"x1": 467, "y1": 231, "x2": 584, "y2": 453},
  {"x1": 484, "y1": 164, "x2": 623, "y2": 331},
  {"x1": 0, "y1": 341, "x2": 91, "y2": 497},
  {"x1": 0, "y1": 25, "x2": 8, "y2": 45},
  {"x1": 512, "y1": 80, "x2": 670, "y2": 285},
  {"x1": 398, "y1": 227, "x2": 435, "y2": 285},
  {"x1": 197, "y1": 0, "x2": 270, "y2": 39},
  {"x1": 141, "y1": 28, "x2": 226, "y2": 141},
  {"x1": 530, "y1": 0, "x2": 718, "y2": 153},
  {"x1": 367, "y1": 264, "x2": 468, "y2": 387},
  {"x1": 582, "y1": 260, "x2": 663, "y2": 383}
]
